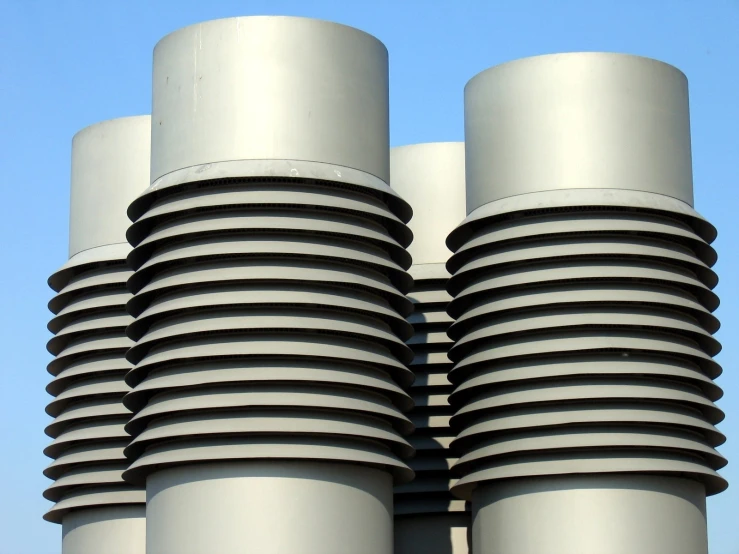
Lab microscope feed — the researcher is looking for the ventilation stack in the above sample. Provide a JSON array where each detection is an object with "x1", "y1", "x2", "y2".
[
  {"x1": 44, "y1": 116, "x2": 150, "y2": 554},
  {"x1": 390, "y1": 143, "x2": 469, "y2": 554},
  {"x1": 122, "y1": 17, "x2": 414, "y2": 554},
  {"x1": 446, "y1": 53, "x2": 726, "y2": 554}
]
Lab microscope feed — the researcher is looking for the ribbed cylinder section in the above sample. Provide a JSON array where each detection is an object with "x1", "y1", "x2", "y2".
[
  {"x1": 447, "y1": 194, "x2": 726, "y2": 499},
  {"x1": 45, "y1": 261, "x2": 142, "y2": 523},
  {"x1": 123, "y1": 175, "x2": 416, "y2": 484},
  {"x1": 390, "y1": 143, "x2": 469, "y2": 554},
  {"x1": 44, "y1": 116, "x2": 150, "y2": 534},
  {"x1": 449, "y1": 55, "x2": 726, "y2": 529}
]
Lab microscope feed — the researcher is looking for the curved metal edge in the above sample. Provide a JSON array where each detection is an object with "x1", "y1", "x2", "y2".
[
  {"x1": 447, "y1": 189, "x2": 716, "y2": 254},
  {"x1": 43, "y1": 488, "x2": 145, "y2": 524},
  {"x1": 128, "y1": 159, "x2": 412, "y2": 226},
  {"x1": 48, "y1": 244, "x2": 131, "y2": 292}
]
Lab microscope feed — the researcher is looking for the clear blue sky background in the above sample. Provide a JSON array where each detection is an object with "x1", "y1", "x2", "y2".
[{"x1": 1, "y1": 1, "x2": 737, "y2": 552}]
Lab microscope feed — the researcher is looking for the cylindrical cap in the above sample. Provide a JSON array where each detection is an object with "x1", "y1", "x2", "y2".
[
  {"x1": 49, "y1": 116, "x2": 151, "y2": 291},
  {"x1": 464, "y1": 53, "x2": 694, "y2": 214},
  {"x1": 390, "y1": 143, "x2": 466, "y2": 268},
  {"x1": 69, "y1": 116, "x2": 151, "y2": 258},
  {"x1": 151, "y1": 16, "x2": 389, "y2": 184}
]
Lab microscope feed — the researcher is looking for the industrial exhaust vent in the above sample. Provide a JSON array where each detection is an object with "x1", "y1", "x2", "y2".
[
  {"x1": 43, "y1": 116, "x2": 150, "y2": 554},
  {"x1": 447, "y1": 53, "x2": 726, "y2": 554},
  {"x1": 390, "y1": 143, "x2": 470, "y2": 554},
  {"x1": 121, "y1": 17, "x2": 414, "y2": 554}
]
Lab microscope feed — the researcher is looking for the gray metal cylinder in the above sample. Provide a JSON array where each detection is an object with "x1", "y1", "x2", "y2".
[
  {"x1": 472, "y1": 475, "x2": 708, "y2": 554},
  {"x1": 149, "y1": 15, "x2": 390, "y2": 186},
  {"x1": 124, "y1": 16, "x2": 413, "y2": 554},
  {"x1": 390, "y1": 143, "x2": 469, "y2": 554},
  {"x1": 463, "y1": 52, "x2": 695, "y2": 213},
  {"x1": 448, "y1": 53, "x2": 725, "y2": 554},
  {"x1": 44, "y1": 116, "x2": 150, "y2": 554},
  {"x1": 146, "y1": 462, "x2": 393, "y2": 554},
  {"x1": 62, "y1": 506, "x2": 146, "y2": 554}
]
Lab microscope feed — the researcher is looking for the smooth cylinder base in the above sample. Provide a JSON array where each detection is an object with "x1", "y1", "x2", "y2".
[
  {"x1": 146, "y1": 461, "x2": 393, "y2": 554},
  {"x1": 472, "y1": 474, "x2": 707, "y2": 554},
  {"x1": 395, "y1": 513, "x2": 470, "y2": 554},
  {"x1": 61, "y1": 506, "x2": 145, "y2": 554}
]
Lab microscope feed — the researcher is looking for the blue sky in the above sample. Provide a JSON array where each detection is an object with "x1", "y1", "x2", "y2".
[{"x1": 1, "y1": 1, "x2": 737, "y2": 552}]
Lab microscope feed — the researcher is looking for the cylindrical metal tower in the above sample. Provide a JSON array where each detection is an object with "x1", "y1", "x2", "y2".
[
  {"x1": 448, "y1": 53, "x2": 726, "y2": 554},
  {"x1": 44, "y1": 116, "x2": 151, "y2": 554},
  {"x1": 390, "y1": 143, "x2": 469, "y2": 554},
  {"x1": 122, "y1": 16, "x2": 414, "y2": 554}
]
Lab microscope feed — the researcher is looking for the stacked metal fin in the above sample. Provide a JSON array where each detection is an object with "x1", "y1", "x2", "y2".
[
  {"x1": 43, "y1": 117, "x2": 150, "y2": 537},
  {"x1": 122, "y1": 175, "x2": 416, "y2": 482},
  {"x1": 447, "y1": 190, "x2": 726, "y2": 498},
  {"x1": 45, "y1": 258, "x2": 142, "y2": 523}
]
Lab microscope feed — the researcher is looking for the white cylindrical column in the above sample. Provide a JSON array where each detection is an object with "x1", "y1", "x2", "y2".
[
  {"x1": 390, "y1": 143, "x2": 469, "y2": 554},
  {"x1": 123, "y1": 16, "x2": 414, "y2": 554},
  {"x1": 61, "y1": 506, "x2": 146, "y2": 554},
  {"x1": 146, "y1": 462, "x2": 392, "y2": 553},
  {"x1": 44, "y1": 116, "x2": 150, "y2": 554},
  {"x1": 448, "y1": 53, "x2": 725, "y2": 554},
  {"x1": 472, "y1": 475, "x2": 707, "y2": 554}
]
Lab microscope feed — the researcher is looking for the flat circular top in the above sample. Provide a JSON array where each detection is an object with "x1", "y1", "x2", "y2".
[
  {"x1": 464, "y1": 52, "x2": 694, "y2": 213},
  {"x1": 464, "y1": 52, "x2": 687, "y2": 94},
  {"x1": 154, "y1": 16, "x2": 386, "y2": 54}
]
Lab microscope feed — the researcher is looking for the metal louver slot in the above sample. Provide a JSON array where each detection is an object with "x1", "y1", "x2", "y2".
[
  {"x1": 448, "y1": 205, "x2": 726, "y2": 498},
  {"x1": 124, "y1": 179, "x2": 415, "y2": 484}
]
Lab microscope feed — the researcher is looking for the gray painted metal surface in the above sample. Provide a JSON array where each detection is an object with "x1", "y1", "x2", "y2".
[
  {"x1": 123, "y1": 16, "x2": 413, "y2": 554},
  {"x1": 390, "y1": 143, "x2": 469, "y2": 554},
  {"x1": 448, "y1": 53, "x2": 724, "y2": 554},
  {"x1": 146, "y1": 462, "x2": 394, "y2": 553},
  {"x1": 463, "y1": 52, "x2": 695, "y2": 214},
  {"x1": 44, "y1": 116, "x2": 150, "y2": 554},
  {"x1": 472, "y1": 475, "x2": 708, "y2": 554},
  {"x1": 61, "y1": 506, "x2": 146, "y2": 554},
  {"x1": 149, "y1": 15, "x2": 390, "y2": 185}
]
